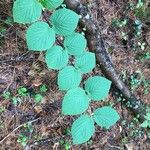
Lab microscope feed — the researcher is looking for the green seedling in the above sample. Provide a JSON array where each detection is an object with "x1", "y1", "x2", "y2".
[
  {"x1": 18, "y1": 87, "x2": 28, "y2": 96},
  {"x1": 136, "y1": 0, "x2": 144, "y2": 8},
  {"x1": 121, "y1": 32, "x2": 128, "y2": 41},
  {"x1": 130, "y1": 74, "x2": 141, "y2": 90},
  {"x1": 129, "y1": 69, "x2": 149, "y2": 93},
  {"x1": 138, "y1": 42, "x2": 146, "y2": 50},
  {"x1": 134, "y1": 19, "x2": 142, "y2": 36},
  {"x1": 112, "y1": 0, "x2": 148, "y2": 51},
  {"x1": 0, "y1": 106, "x2": 5, "y2": 113},
  {"x1": 2, "y1": 91, "x2": 11, "y2": 100},
  {"x1": 34, "y1": 94, "x2": 43, "y2": 103},
  {"x1": 12, "y1": 97, "x2": 22, "y2": 106},
  {"x1": 17, "y1": 122, "x2": 33, "y2": 147},
  {"x1": 40, "y1": 84, "x2": 48, "y2": 93},
  {"x1": 141, "y1": 113, "x2": 150, "y2": 128},
  {"x1": 17, "y1": 133, "x2": 29, "y2": 147},
  {"x1": 140, "y1": 52, "x2": 150, "y2": 60},
  {"x1": 112, "y1": 19, "x2": 127, "y2": 28},
  {"x1": 0, "y1": 27, "x2": 6, "y2": 38},
  {"x1": 60, "y1": 140, "x2": 71, "y2": 150}
]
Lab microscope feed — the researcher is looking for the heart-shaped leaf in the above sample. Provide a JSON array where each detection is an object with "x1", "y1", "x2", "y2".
[
  {"x1": 64, "y1": 33, "x2": 87, "y2": 56},
  {"x1": 71, "y1": 114, "x2": 95, "y2": 144},
  {"x1": 26, "y1": 21, "x2": 55, "y2": 51},
  {"x1": 85, "y1": 76, "x2": 112, "y2": 101},
  {"x1": 75, "y1": 52, "x2": 96, "y2": 73},
  {"x1": 40, "y1": 0, "x2": 64, "y2": 10},
  {"x1": 93, "y1": 106, "x2": 120, "y2": 129},
  {"x1": 45, "y1": 46, "x2": 68, "y2": 70},
  {"x1": 13, "y1": 0, "x2": 42, "y2": 24},
  {"x1": 62, "y1": 87, "x2": 90, "y2": 115},
  {"x1": 58, "y1": 66, "x2": 82, "y2": 91},
  {"x1": 50, "y1": 8, "x2": 79, "y2": 36}
]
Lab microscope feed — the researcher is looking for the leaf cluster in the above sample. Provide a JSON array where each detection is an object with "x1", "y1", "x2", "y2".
[{"x1": 12, "y1": 0, "x2": 120, "y2": 144}]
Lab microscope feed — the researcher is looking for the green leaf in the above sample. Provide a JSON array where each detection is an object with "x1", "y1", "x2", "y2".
[
  {"x1": 75, "y1": 52, "x2": 96, "y2": 73},
  {"x1": 18, "y1": 87, "x2": 28, "y2": 96},
  {"x1": 144, "y1": 113, "x2": 150, "y2": 121},
  {"x1": 85, "y1": 76, "x2": 112, "y2": 101},
  {"x1": 71, "y1": 114, "x2": 95, "y2": 144},
  {"x1": 12, "y1": 97, "x2": 22, "y2": 106},
  {"x1": 62, "y1": 87, "x2": 90, "y2": 115},
  {"x1": 34, "y1": 94, "x2": 43, "y2": 103},
  {"x1": 27, "y1": 122, "x2": 33, "y2": 133},
  {"x1": 2, "y1": 91, "x2": 11, "y2": 100},
  {"x1": 40, "y1": 85, "x2": 48, "y2": 93},
  {"x1": 93, "y1": 106, "x2": 120, "y2": 129},
  {"x1": 50, "y1": 8, "x2": 79, "y2": 36},
  {"x1": 58, "y1": 66, "x2": 82, "y2": 91},
  {"x1": 26, "y1": 21, "x2": 55, "y2": 51},
  {"x1": 64, "y1": 33, "x2": 87, "y2": 56},
  {"x1": 13, "y1": 0, "x2": 42, "y2": 24},
  {"x1": 17, "y1": 134, "x2": 28, "y2": 147},
  {"x1": 141, "y1": 120, "x2": 148, "y2": 128},
  {"x1": 12, "y1": 97, "x2": 18, "y2": 106},
  {"x1": 45, "y1": 46, "x2": 69, "y2": 70},
  {"x1": 40, "y1": 0, "x2": 64, "y2": 10}
]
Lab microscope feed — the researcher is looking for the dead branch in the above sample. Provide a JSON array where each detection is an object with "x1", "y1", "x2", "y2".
[{"x1": 64, "y1": 0, "x2": 147, "y2": 121}]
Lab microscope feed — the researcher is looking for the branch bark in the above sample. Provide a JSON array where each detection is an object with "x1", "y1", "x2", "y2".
[{"x1": 64, "y1": 0, "x2": 147, "y2": 121}]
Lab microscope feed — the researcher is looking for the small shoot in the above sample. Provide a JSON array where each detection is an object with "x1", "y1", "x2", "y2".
[
  {"x1": 34, "y1": 94, "x2": 43, "y2": 103},
  {"x1": 12, "y1": 97, "x2": 22, "y2": 106},
  {"x1": 17, "y1": 133, "x2": 29, "y2": 147},
  {"x1": 141, "y1": 113, "x2": 150, "y2": 128},
  {"x1": 40, "y1": 84, "x2": 48, "y2": 93},
  {"x1": 136, "y1": 0, "x2": 144, "y2": 8},
  {"x1": 138, "y1": 42, "x2": 146, "y2": 50},
  {"x1": 18, "y1": 87, "x2": 28, "y2": 96},
  {"x1": 2, "y1": 91, "x2": 11, "y2": 100}
]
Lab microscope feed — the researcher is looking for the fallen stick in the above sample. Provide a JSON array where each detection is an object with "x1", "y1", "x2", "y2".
[{"x1": 64, "y1": 0, "x2": 147, "y2": 121}]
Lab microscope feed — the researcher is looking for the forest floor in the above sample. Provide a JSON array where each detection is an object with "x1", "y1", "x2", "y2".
[{"x1": 0, "y1": 0, "x2": 150, "y2": 150}]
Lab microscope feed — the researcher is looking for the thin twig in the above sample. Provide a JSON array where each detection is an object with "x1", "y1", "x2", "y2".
[{"x1": 0, "y1": 118, "x2": 41, "y2": 144}]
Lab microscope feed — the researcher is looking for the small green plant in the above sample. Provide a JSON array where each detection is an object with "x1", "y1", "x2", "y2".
[
  {"x1": 112, "y1": 19, "x2": 127, "y2": 28},
  {"x1": 12, "y1": 96, "x2": 22, "y2": 106},
  {"x1": 60, "y1": 140, "x2": 71, "y2": 150},
  {"x1": 2, "y1": 85, "x2": 47, "y2": 106},
  {"x1": 18, "y1": 87, "x2": 28, "y2": 96},
  {"x1": 111, "y1": 0, "x2": 148, "y2": 51},
  {"x1": 17, "y1": 133, "x2": 29, "y2": 147},
  {"x1": 34, "y1": 94, "x2": 43, "y2": 103},
  {"x1": 142, "y1": 52, "x2": 150, "y2": 59},
  {"x1": 129, "y1": 69, "x2": 150, "y2": 94},
  {"x1": 0, "y1": 106, "x2": 5, "y2": 113},
  {"x1": 2, "y1": 88, "x2": 29, "y2": 106},
  {"x1": 12, "y1": 0, "x2": 120, "y2": 144},
  {"x1": 2, "y1": 91, "x2": 11, "y2": 100},
  {"x1": 141, "y1": 113, "x2": 150, "y2": 128},
  {"x1": 40, "y1": 84, "x2": 48, "y2": 93},
  {"x1": 137, "y1": 41, "x2": 146, "y2": 50},
  {"x1": 17, "y1": 122, "x2": 33, "y2": 147},
  {"x1": 33, "y1": 84, "x2": 48, "y2": 103},
  {"x1": 136, "y1": 0, "x2": 143, "y2": 8},
  {"x1": 121, "y1": 32, "x2": 128, "y2": 41},
  {"x1": 141, "y1": 108, "x2": 150, "y2": 128},
  {"x1": 134, "y1": 19, "x2": 142, "y2": 36}
]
